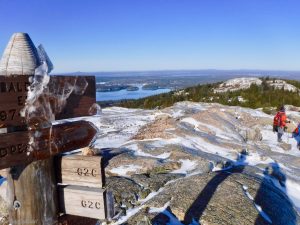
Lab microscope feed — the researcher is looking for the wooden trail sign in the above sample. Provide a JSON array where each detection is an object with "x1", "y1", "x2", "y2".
[
  {"x1": 1, "y1": 32, "x2": 103, "y2": 225},
  {"x1": 0, "y1": 121, "x2": 97, "y2": 170},
  {"x1": 59, "y1": 186, "x2": 106, "y2": 220},
  {"x1": 0, "y1": 75, "x2": 31, "y2": 129},
  {"x1": 0, "y1": 75, "x2": 96, "y2": 129},
  {"x1": 0, "y1": 73, "x2": 109, "y2": 225},
  {"x1": 56, "y1": 154, "x2": 115, "y2": 222},
  {"x1": 57, "y1": 155, "x2": 104, "y2": 188}
]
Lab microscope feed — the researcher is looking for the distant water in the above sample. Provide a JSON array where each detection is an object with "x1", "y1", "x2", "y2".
[{"x1": 96, "y1": 87, "x2": 171, "y2": 101}]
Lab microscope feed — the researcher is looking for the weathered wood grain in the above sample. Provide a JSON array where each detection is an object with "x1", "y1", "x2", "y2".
[
  {"x1": 0, "y1": 131, "x2": 32, "y2": 169},
  {"x1": 57, "y1": 155, "x2": 104, "y2": 188},
  {"x1": 0, "y1": 75, "x2": 31, "y2": 129},
  {"x1": 7, "y1": 159, "x2": 58, "y2": 225},
  {"x1": 34, "y1": 121, "x2": 97, "y2": 160},
  {"x1": 0, "y1": 33, "x2": 40, "y2": 76},
  {"x1": 0, "y1": 75, "x2": 96, "y2": 129},
  {"x1": 59, "y1": 186, "x2": 106, "y2": 220},
  {"x1": 52, "y1": 76, "x2": 96, "y2": 120},
  {"x1": 0, "y1": 121, "x2": 97, "y2": 170},
  {"x1": 1, "y1": 33, "x2": 98, "y2": 225}
]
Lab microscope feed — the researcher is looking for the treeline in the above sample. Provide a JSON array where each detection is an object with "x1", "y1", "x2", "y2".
[{"x1": 111, "y1": 77, "x2": 300, "y2": 111}]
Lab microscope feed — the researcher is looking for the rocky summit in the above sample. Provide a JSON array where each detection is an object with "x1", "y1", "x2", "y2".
[{"x1": 1, "y1": 102, "x2": 300, "y2": 225}]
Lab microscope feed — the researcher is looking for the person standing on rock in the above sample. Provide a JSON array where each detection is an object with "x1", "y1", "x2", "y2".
[
  {"x1": 273, "y1": 106, "x2": 290, "y2": 143},
  {"x1": 292, "y1": 123, "x2": 300, "y2": 150}
]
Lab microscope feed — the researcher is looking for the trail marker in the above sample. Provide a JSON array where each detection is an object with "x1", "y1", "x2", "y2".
[
  {"x1": 59, "y1": 186, "x2": 106, "y2": 220},
  {"x1": 0, "y1": 74, "x2": 112, "y2": 225},
  {"x1": 57, "y1": 155, "x2": 104, "y2": 188}
]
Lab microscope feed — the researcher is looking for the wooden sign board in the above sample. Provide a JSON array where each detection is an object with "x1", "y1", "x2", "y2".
[
  {"x1": 0, "y1": 121, "x2": 97, "y2": 170},
  {"x1": 57, "y1": 155, "x2": 104, "y2": 188},
  {"x1": 0, "y1": 75, "x2": 31, "y2": 128},
  {"x1": 0, "y1": 75, "x2": 96, "y2": 129},
  {"x1": 51, "y1": 76, "x2": 96, "y2": 120},
  {"x1": 59, "y1": 186, "x2": 106, "y2": 220},
  {"x1": 0, "y1": 130, "x2": 33, "y2": 169}
]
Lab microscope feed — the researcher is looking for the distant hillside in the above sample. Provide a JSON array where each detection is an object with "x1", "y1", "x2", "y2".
[{"x1": 115, "y1": 77, "x2": 300, "y2": 112}]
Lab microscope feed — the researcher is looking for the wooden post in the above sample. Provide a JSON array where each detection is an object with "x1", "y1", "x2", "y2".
[
  {"x1": 0, "y1": 33, "x2": 97, "y2": 225},
  {"x1": 1, "y1": 70, "x2": 59, "y2": 224},
  {"x1": 7, "y1": 160, "x2": 58, "y2": 225},
  {"x1": 3, "y1": 76, "x2": 59, "y2": 225},
  {"x1": 0, "y1": 75, "x2": 96, "y2": 225}
]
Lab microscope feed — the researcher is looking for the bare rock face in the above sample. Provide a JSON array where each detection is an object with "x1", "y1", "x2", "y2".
[
  {"x1": 240, "y1": 127, "x2": 263, "y2": 142},
  {"x1": 126, "y1": 167, "x2": 300, "y2": 225},
  {"x1": 278, "y1": 142, "x2": 292, "y2": 151},
  {"x1": 0, "y1": 33, "x2": 40, "y2": 75}
]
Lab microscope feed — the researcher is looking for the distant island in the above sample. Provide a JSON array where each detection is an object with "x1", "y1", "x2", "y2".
[
  {"x1": 96, "y1": 84, "x2": 139, "y2": 92},
  {"x1": 126, "y1": 86, "x2": 139, "y2": 91},
  {"x1": 141, "y1": 84, "x2": 164, "y2": 90}
]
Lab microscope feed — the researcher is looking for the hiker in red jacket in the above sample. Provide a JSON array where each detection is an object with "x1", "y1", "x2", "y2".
[{"x1": 273, "y1": 106, "x2": 290, "y2": 142}]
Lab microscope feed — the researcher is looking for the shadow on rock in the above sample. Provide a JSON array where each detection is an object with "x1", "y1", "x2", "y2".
[
  {"x1": 182, "y1": 153, "x2": 247, "y2": 225},
  {"x1": 254, "y1": 162, "x2": 299, "y2": 225},
  {"x1": 98, "y1": 147, "x2": 132, "y2": 168}
]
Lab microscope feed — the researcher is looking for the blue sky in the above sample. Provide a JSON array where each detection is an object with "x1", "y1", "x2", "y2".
[{"x1": 0, "y1": 0, "x2": 299, "y2": 73}]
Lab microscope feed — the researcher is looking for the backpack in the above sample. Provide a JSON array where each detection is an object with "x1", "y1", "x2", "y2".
[
  {"x1": 273, "y1": 112, "x2": 282, "y2": 127},
  {"x1": 293, "y1": 125, "x2": 300, "y2": 137}
]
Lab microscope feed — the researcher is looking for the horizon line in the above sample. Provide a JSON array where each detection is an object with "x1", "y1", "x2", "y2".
[{"x1": 53, "y1": 68, "x2": 300, "y2": 75}]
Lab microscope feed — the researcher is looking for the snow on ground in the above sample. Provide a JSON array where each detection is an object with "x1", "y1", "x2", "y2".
[
  {"x1": 109, "y1": 165, "x2": 142, "y2": 177},
  {"x1": 149, "y1": 201, "x2": 200, "y2": 225},
  {"x1": 267, "y1": 80, "x2": 299, "y2": 92},
  {"x1": 85, "y1": 107, "x2": 156, "y2": 149},
  {"x1": 171, "y1": 159, "x2": 197, "y2": 174},
  {"x1": 214, "y1": 77, "x2": 262, "y2": 93},
  {"x1": 236, "y1": 107, "x2": 272, "y2": 118},
  {"x1": 181, "y1": 117, "x2": 240, "y2": 141},
  {"x1": 242, "y1": 186, "x2": 273, "y2": 224},
  {"x1": 149, "y1": 201, "x2": 170, "y2": 214},
  {"x1": 124, "y1": 142, "x2": 171, "y2": 159},
  {"x1": 261, "y1": 126, "x2": 300, "y2": 156},
  {"x1": 88, "y1": 101, "x2": 300, "y2": 223},
  {"x1": 286, "y1": 179, "x2": 300, "y2": 211},
  {"x1": 213, "y1": 77, "x2": 299, "y2": 94},
  {"x1": 113, "y1": 206, "x2": 144, "y2": 225}
]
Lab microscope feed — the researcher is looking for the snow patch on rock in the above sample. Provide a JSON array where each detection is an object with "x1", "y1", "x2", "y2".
[{"x1": 214, "y1": 77, "x2": 262, "y2": 93}]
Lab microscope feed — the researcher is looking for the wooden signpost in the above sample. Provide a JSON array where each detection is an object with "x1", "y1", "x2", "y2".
[
  {"x1": 0, "y1": 75, "x2": 31, "y2": 130},
  {"x1": 56, "y1": 154, "x2": 114, "y2": 221},
  {"x1": 0, "y1": 74, "x2": 112, "y2": 225},
  {"x1": 0, "y1": 121, "x2": 97, "y2": 170},
  {"x1": 0, "y1": 75, "x2": 96, "y2": 134},
  {"x1": 59, "y1": 186, "x2": 106, "y2": 220},
  {"x1": 57, "y1": 155, "x2": 104, "y2": 188}
]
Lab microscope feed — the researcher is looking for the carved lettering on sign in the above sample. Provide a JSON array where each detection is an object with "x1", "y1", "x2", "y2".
[
  {"x1": 0, "y1": 76, "x2": 31, "y2": 127},
  {"x1": 0, "y1": 121, "x2": 97, "y2": 170},
  {"x1": 59, "y1": 186, "x2": 106, "y2": 220},
  {"x1": 57, "y1": 155, "x2": 103, "y2": 188},
  {"x1": 0, "y1": 75, "x2": 96, "y2": 128},
  {"x1": 0, "y1": 109, "x2": 17, "y2": 122},
  {"x1": 81, "y1": 200, "x2": 102, "y2": 209},
  {"x1": 77, "y1": 168, "x2": 97, "y2": 177},
  {"x1": 0, "y1": 81, "x2": 31, "y2": 93},
  {"x1": 0, "y1": 143, "x2": 28, "y2": 158}
]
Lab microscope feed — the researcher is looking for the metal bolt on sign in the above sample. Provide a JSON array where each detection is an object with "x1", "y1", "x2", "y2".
[{"x1": 13, "y1": 200, "x2": 21, "y2": 210}]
